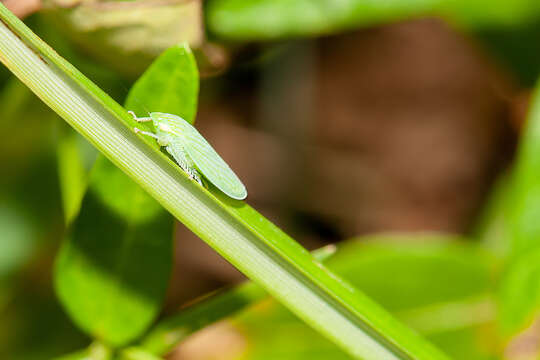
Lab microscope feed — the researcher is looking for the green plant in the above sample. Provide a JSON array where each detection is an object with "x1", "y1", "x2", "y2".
[
  {"x1": 0, "y1": 4, "x2": 448, "y2": 360},
  {"x1": 2, "y1": 1, "x2": 540, "y2": 359}
]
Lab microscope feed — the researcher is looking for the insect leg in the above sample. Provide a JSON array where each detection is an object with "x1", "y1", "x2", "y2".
[
  {"x1": 191, "y1": 169, "x2": 203, "y2": 186},
  {"x1": 185, "y1": 167, "x2": 203, "y2": 186},
  {"x1": 134, "y1": 128, "x2": 159, "y2": 140},
  {"x1": 128, "y1": 111, "x2": 152, "y2": 122},
  {"x1": 166, "y1": 145, "x2": 190, "y2": 172},
  {"x1": 165, "y1": 145, "x2": 204, "y2": 187}
]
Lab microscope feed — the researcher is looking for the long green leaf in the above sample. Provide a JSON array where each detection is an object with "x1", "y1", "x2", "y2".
[
  {"x1": 499, "y1": 82, "x2": 540, "y2": 342},
  {"x1": 206, "y1": 0, "x2": 540, "y2": 41},
  {"x1": 510, "y1": 84, "x2": 540, "y2": 255},
  {"x1": 0, "y1": 6, "x2": 449, "y2": 359},
  {"x1": 499, "y1": 247, "x2": 540, "y2": 337},
  {"x1": 206, "y1": 0, "x2": 441, "y2": 40}
]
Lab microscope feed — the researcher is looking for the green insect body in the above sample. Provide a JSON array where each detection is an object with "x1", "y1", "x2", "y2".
[{"x1": 130, "y1": 111, "x2": 247, "y2": 200}]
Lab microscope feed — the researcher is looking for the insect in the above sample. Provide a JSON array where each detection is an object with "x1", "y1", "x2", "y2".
[{"x1": 129, "y1": 111, "x2": 247, "y2": 200}]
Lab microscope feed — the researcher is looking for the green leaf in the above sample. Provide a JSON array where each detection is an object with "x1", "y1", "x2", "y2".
[
  {"x1": 55, "y1": 156, "x2": 174, "y2": 346},
  {"x1": 0, "y1": 78, "x2": 62, "y2": 277},
  {"x1": 57, "y1": 126, "x2": 96, "y2": 224},
  {"x1": 206, "y1": 0, "x2": 540, "y2": 41},
  {"x1": 0, "y1": 203, "x2": 35, "y2": 276},
  {"x1": 510, "y1": 84, "x2": 540, "y2": 255},
  {"x1": 499, "y1": 247, "x2": 540, "y2": 337},
  {"x1": 326, "y1": 234, "x2": 495, "y2": 312},
  {"x1": 120, "y1": 347, "x2": 164, "y2": 360},
  {"x1": 0, "y1": 6, "x2": 449, "y2": 359},
  {"x1": 54, "y1": 342, "x2": 112, "y2": 360},
  {"x1": 497, "y1": 76, "x2": 540, "y2": 350},
  {"x1": 333, "y1": 236, "x2": 497, "y2": 360},
  {"x1": 445, "y1": 0, "x2": 540, "y2": 29},
  {"x1": 206, "y1": 0, "x2": 441, "y2": 41},
  {"x1": 54, "y1": 45, "x2": 199, "y2": 346},
  {"x1": 125, "y1": 43, "x2": 199, "y2": 124}
]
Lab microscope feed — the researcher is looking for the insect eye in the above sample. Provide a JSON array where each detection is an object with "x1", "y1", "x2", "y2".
[{"x1": 159, "y1": 123, "x2": 172, "y2": 132}]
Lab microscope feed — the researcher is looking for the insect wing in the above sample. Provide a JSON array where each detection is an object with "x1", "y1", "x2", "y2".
[{"x1": 184, "y1": 126, "x2": 247, "y2": 200}]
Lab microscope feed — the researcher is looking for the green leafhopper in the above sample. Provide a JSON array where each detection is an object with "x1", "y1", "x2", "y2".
[{"x1": 130, "y1": 111, "x2": 247, "y2": 200}]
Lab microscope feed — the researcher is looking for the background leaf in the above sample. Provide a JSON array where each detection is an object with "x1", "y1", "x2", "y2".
[
  {"x1": 125, "y1": 43, "x2": 199, "y2": 123},
  {"x1": 509, "y1": 85, "x2": 540, "y2": 255},
  {"x1": 497, "y1": 82, "x2": 540, "y2": 350},
  {"x1": 53, "y1": 342, "x2": 112, "y2": 360},
  {"x1": 206, "y1": 0, "x2": 540, "y2": 41},
  {"x1": 54, "y1": 156, "x2": 174, "y2": 346},
  {"x1": 206, "y1": 0, "x2": 441, "y2": 41},
  {"x1": 499, "y1": 247, "x2": 540, "y2": 336},
  {"x1": 57, "y1": 126, "x2": 96, "y2": 224}
]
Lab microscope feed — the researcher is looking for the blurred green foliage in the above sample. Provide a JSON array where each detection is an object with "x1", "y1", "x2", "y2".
[
  {"x1": 3, "y1": 0, "x2": 540, "y2": 359},
  {"x1": 54, "y1": 155, "x2": 175, "y2": 346},
  {"x1": 509, "y1": 86, "x2": 540, "y2": 256},
  {"x1": 0, "y1": 76, "x2": 87, "y2": 360},
  {"x1": 495, "y1": 86, "x2": 540, "y2": 346},
  {"x1": 206, "y1": 0, "x2": 441, "y2": 40},
  {"x1": 205, "y1": 0, "x2": 540, "y2": 39}
]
